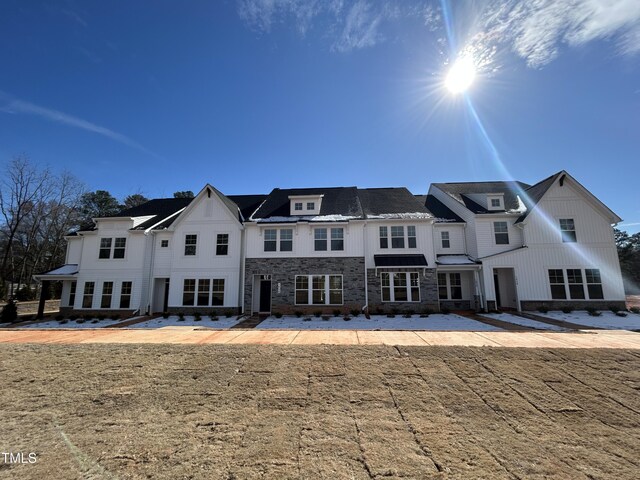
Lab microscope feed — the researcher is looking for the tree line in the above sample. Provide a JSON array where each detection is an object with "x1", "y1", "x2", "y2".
[{"x1": 0, "y1": 155, "x2": 194, "y2": 301}]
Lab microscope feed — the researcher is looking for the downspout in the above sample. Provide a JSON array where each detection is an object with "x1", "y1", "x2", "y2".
[
  {"x1": 239, "y1": 225, "x2": 246, "y2": 315},
  {"x1": 362, "y1": 221, "x2": 368, "y2": 314},
  {"x1": 145, "y1": 231, "x2": 157, "y2": 315}
]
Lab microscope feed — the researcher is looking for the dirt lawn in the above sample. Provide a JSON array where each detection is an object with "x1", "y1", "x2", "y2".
[{"x1": 1, "y1": 345, "x2": 639, "y2": 479}]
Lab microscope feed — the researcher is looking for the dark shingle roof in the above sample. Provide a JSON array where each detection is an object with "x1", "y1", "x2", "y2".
[
  {"x1": 358, "y1": 188, "x2": 432, "y2": 218},
  {"x1": 117, "y1": 198, "x2": 193, "y2": 219},
  {"x1": 415, "y1": 194, "x2": 464, "y2": 223},
  {"x1": 250, "y1": 187, "x2": 362, "y2": 221},
  {"x1": 514, "y1": 172, "x2": 562, "y2": 223},
  {"x1": 432, "y1": 181, "x2": 531, "y2": 214},
  {"x1": 227, "y1": 194, "x2": 268, "y2": 220}
]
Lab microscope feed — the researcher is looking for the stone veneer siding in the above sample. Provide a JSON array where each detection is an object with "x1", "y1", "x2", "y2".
[
  {"x1": 244, "y1": 257, "x2": 365, "y2": 315},
  {"x1": 367, "y1": 268, "x2": 439, "y2": 314}
]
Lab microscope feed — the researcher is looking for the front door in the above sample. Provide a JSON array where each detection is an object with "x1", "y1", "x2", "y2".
[
  {"x1": 493, "y1": 273, "x2": 502, "y2": 308},
  {"x1": 259, "y1": 280, "x2": 271, "y2": 313},
  {"x1": 163, "y1": 279, "x2": 170, "y2": 312}
]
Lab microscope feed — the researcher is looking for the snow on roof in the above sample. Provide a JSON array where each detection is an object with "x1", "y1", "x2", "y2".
[
  {"x1": 255, "y1": 214, "x2": 359, "y2": 223},
  {"x1": 506, "y1": 195, "x2": 528, "y2": 214},
  {"x1": 436, "y1": 255, "x2": 478, "y2": 265},
  {"x1": 40, "y1": 264, "x2": 79, "y2": 276},
  {"x1": 366, "y1": 212, "x2": 434, "y2": 220}
]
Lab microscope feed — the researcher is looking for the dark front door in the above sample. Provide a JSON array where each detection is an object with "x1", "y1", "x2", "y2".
[
  {"x1": 493, "y1": 273, "x2": 502, "y2": 308},
  {"x1": 163, "y1": 279, "x2": 170, "y2": 312},
  {"x1": 259, "y1": 280, "x2": 271, "y2": 313}
]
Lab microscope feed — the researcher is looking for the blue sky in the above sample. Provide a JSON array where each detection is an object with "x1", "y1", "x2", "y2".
[{"x1": 1, "y1": 0, "x2": 639, "y2": 232}]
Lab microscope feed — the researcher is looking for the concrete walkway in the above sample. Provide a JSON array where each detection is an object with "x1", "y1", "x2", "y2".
[{"x1": 1, "y1": 328, "x2": 639, "y2": 348}]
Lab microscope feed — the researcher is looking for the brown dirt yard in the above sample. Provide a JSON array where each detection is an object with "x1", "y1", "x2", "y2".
[{"x1": 1, "y1": 345, "x2": 639, "y2": 480}]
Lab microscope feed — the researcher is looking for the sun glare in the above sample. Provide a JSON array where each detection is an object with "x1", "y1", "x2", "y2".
[{"x1": 445, "y1": 57, "x2": 476, "y2": 94}]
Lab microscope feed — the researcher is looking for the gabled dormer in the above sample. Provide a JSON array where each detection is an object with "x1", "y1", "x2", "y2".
[
  {"x1": 486, "y1": 193, "x2": 505, "y2": 211},
  {"x1": 288, "y1": 194, "x2": 323, "y2": 216}
]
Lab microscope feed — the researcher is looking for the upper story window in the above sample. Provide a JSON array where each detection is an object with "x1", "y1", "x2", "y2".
[
  {"x1": 307, "y1": 202, "x2": 315, "y2": 210},
  {"x1": 160, "y1": 240, "x2": 169, "y2": 248},
  {"x1": 294, "y1": 202, "x2": 303, "y2": 211},
  {"x1": 99, "y1": 237, "x2": 126, "y2": 259},
  {"x1": 289, "y1": 195, "x2": 323, "y2": 215},
  {"x1": 380, "y1": 225, "x2": 417, "y2": 249},
  {"x1": 441, "y1": 231, "x2": 450, "y2": 249},
  {"x1": 493, "y1": 222, "x2": 509, "y2": 245},
  {"x1": 379, "y1": 227, "x2": 388, "y2": 248},
  {"x1": 391, "y1": 226, "x2": 405, "y2": 248},
  {"x1": 184, "y1": 234, "x2": 197, "y2": 256},
  {"x1": 559, "y1": 218, "x2": 576, "y2": 243},
  {"x1": 407, "y1": 226, "x2": 417, "y2": 248},
  {"x1": 331, "y1": 228, "x2": 344, "y2": 251},
  {"x1": 314, "y1": 228, "x2": 327, "y2": 251},
  {"x1": 487, "y1": 195, "x2": 504, "y2": 210},
  {"x1": 216, "y1": 234, "x2": 229, "y2": 255},
  {"x1": 264, "y1": 228, "x2": 293, "y2": 252},
  {"x1": 491, "y1": 198, "x2": 501, "y2": 207}
]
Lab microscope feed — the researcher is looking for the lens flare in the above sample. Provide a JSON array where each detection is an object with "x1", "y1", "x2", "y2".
[{"x1": 445, "y1": 57, "x2": 476, "y2": 94}]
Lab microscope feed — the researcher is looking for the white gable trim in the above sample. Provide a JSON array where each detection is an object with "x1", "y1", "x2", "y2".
[{"x1": 167, "y1": 184, "x2": 243, "y2": 231}]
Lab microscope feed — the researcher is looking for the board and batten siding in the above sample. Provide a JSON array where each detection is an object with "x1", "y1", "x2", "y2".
[
  {"x1": 428, "y1": 185, "x2": 478, "y2": 258},
  {"x1": 363, "y1": 220, "x2": 435, "y2": 268},
  {"x1": 475, "y1": 217, "x2": 524, "y2": 258},
  {"x1": 434, "y1": 224, "x2": 465, "y2": 255}
]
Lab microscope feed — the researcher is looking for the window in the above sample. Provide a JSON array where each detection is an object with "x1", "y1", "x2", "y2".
[
  {"x1": 331, "y1": 228, "x2": 344, "y2": 251},
  {"x1": 99, "y1": 238, "x2": 112, "y2": 259},
  {"x1": 548, "y1": 269, "x2": 567, "y2": 299},
  {"x1": 314, "y1": 228, "x2": 327, "y2": 251},
  {"x1": 438, "y1": 273, "x2": 462, "y2": 300},
  {"x1": 264, "y1": 229, "x2": 277, "y2": 251},
  {"x1": 120, "y1": 282, "x2": 132, "y2": 309},
  {"x1": 441, "y1": 231, "x2": 450, "y2": 249},
  {"x1": 82, "y1": 282, "x2": 94, "y2": 308},
  {"x1": 113, "y1": 238, "x2": 126, "y2": 258},
  {"x1": 379, "y1": 226, "x2": 388, "y2": 249},
  {"x1": 381, "y1": 272, "x2": 420, "y2": 302},
  {"x1": 280, "y1": 229, "x2": 293, "y2": 251},
  {"x1": 560, "y1": 219, "x2": 577, "y2": 243},
  {"x1": 161, "y1": 239, "x2": 169, "y2": 248},
  {"x1": 586, "y1": 269, "x2": 603, "y2": 299},
  {"x1": 567, "y1": 269, "x2": 585, "y2": 299},
  {"x1": 185, "y1": 234, "x2": 197, "y2": 256},
  {"x1": 216, "y1": 234, "x2": 229, "y2": 255},
  {"x1": 183, "y1": 279, "x2": 196, "y2": 306},
  {"x1": 198, "y1": 279, "x2": 210, "y2": 306},
  {"x1": 295, "y1": 275, "x2": 343, "y2": 305},
  {"x1": 391, "y1": 226, "x2": 405, "y2": 248},
  {"x1": 101, "y1": 282, "x2": 113, "y2": 308},
  {"x1": 294, "y1": 202, "x2": 303, "y2": 211},
  {"x1": 491, "y1": 198, "x2": 501, "y2": 207},
  {"x1": 407, "y1": 226, "x2": 417, "y2": 248},
  {"x1": 212, "y1": 279, "x2": 225, "y2": 306},
  {"x1": 494, "y1": 222, "x2": 509, "y2": 245},
  {"x1": 307, "y1": 202, "x2": 315, "y2": 210},
  {"x1": 68, "y1": 281, "x2": 77, "y2": 307}
]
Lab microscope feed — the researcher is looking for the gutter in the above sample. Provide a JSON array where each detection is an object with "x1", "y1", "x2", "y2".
[{"x1": 362, "y1": 221, "x2": 368, "y2": 314}]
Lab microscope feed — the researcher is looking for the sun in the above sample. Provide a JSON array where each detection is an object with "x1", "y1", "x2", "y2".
[{"x1": 445, "y1": 57, "x2": 476, "y2": 94}]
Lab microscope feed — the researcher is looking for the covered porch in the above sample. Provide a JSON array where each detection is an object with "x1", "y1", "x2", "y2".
[
  {"x1": 32, "y1": 264, "x2": 78, "y2": 319},
  {"x1": 436, "y1": 255, "x2": 483, "y2": 311}
]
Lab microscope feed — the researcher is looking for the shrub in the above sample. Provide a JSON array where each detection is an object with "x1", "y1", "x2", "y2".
[
  {"x1": 321, "y1": 315, "x2": 330, "y2": 321},
  {"x1": 69, "y1": 315, "x2": 78, "y2": 321},
  {"x1": 77, "y1": 319, "x2": 85, "y2": 324},
  {"x1": 83, "y1": 314, "x2": 93, "y2": 321},
  {"x1": 162, "y1": 311, "x2": 170, "y2": 319},
  {"x1": 350, "y1": 309, "x2": 360, "y2": 317},
  {"x1": 616, "y1": 311, "x2": 628, "y2": 317},
  {"x1": 313, "y1": 310, "x2": 322, "y2": 318},
  {"x1": 343, "y1": 315, "x2": 351, "y2": 321},
  {"x1": 561, "y1": 306, "x2": 573, "y2": 314},
  {"x1": 60, "y1": 319, "x2": 68, "y2": 324},
  {"x1": 15, "y1": 285, "x2": 35, "y2": 301},
  {"x1": 609, "y1": 305, "x2": 621, "y2": 314},
  {"x1": 391, "y1": 308, "x2": 399, "y2": 316},
  {"x1": 1, "y1": 299, "x2": 18, "y2": 324},
  {"x1": 422, "y1": 308, "x2": 434, "y2": 317},
  {"x1": 178, "y1": 317, "x2": 185, "y2": 322},
  {"x1": 538, "y1": 306, "x2": 549, "y2": 314},
  {"x1": 224, "y1": 311, "x2": 233, "y2": 318},
  {"x1": 374, "y1": 307, "x2": 384, "y2": 315},
  {"x1": 405, "y1": 309, "x2": 415, "y2": 317},
  {"x1": 97, "y1": 314, "x2": 106, "y2": 321},
  {"x1": 110, "y1": 314, "x2": 120, "y2": 321},
  {"x1": 178, "y1": 312, "x2": 185, "y2": 319},
  {"x1": 295, "y1": 311, "x2": 303, "y2": 318},
  {"x1": 440, "y1": 307, "x2": 451, "y2": 315},
  {"x1": 211, "y1": 316, "x2": 219, "y2": 321},
  {"x1": 630, "y1": 306, "x2": 640, "y2": 314},
  {"x1": 333, "y1": 309, "x2": 341, "y2": 317},
  {"x1": 91, "y1": 319, "x2": 99, "y2": 324},
  {"x1": 55, "y1": 314, "x2": 65, "y2": 321},
  {"x1": 403, "y1": 313, "x2": 412, "y2": 318},
  {"x1": 586, "y1": 307, "x2": 601, "y2": 317},
  {"x1": 274, "y1": 312, "x2": 283, "y2": 318},
  {"x1": 194, "y1": 313, "x2": 202, "y2": 321}
]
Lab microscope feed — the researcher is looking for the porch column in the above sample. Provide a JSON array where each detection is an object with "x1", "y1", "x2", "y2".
[{"x1": 37, "y1": 280, "x2": 50, "y2": 319}]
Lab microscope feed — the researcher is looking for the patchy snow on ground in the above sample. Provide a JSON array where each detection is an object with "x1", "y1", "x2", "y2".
[
  {"x1": 256, "y1": 314, "x2": 502, "y2": 331},
  {"x1": 129, "y1": 315, "x2": 242, "y2": 329},
  {"x1": 480, "y1": 313, "x2": 569, "y2": 331},
  {"x1": 18, "y1": 318, "x2": 122, "y2": 329},
  {"x1": 536, "y1": 311, "x2": 640, "y2": 331}
]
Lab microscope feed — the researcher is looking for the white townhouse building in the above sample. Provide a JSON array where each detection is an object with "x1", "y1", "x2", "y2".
[{"x1": 34, "y1": 171, "x2": 627, "y2": 318}]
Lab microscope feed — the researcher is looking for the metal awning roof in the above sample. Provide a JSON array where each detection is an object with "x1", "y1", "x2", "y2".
[
  {"x1": 33, "y1": 264, "x2": 78, "y2": 281},
  {"x1": 374, "y1": 254, "x2": 428, "y2": 268}
]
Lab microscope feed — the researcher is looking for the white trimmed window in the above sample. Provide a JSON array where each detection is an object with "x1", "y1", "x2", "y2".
[
  {"x1": 184, "y1": 234, "x2": 197, "y2": 256},
  {"x1": 438, "y1": 273, "x2": 462, "y2": 300},
  {"x1": 391, "y1": 226, "x2": 405, "y2": 248},
  {"x1": 160, "y1": 239, "x2": 169, "y2": 248},
  {"x1": 113, "y1": 238, "x2": 126, "y2": 258},
  {"x1": 381, "y1": 272, "x2": 420, "y2": 302},
  {"x1": 212, "y1": 279, "x2": 225, "y2": 306},
  {"x1": 197, "y1": 279, "x2": 210, "y2": 306},
  {"x1": 182, "y1": 278, "x2": 225, "y2": 306},
  {"x1": 216, "y1": 234, "x2": 229, "y2": 255},
  {"x1": 560, "y1": 219, "x2": 577, "y2": 243},
  {"x1": 493, "y1": 222, "x2": 509, "y2": 245},
  {"x1": 99, "y1": 238, "x2": 112, "y2": 259},
  {"x1": 331, "y1": 228, "x2": 344, "y2": 251},
  {"x1": 68, "y1": 281, "x2": 77, "y2": 307},
  {"x1": 379, "y1": 226, "x2": 388, "y2": 249},
  {"x1": 295, "y1": 275, "x2": 343, "y2": 305},
  {"x1": 441, "y1": 231, "x2": 450, "y2": 249},
  {"x1": 585, "y1": 269, "x2": 603, "y2": 299},
  {"x1": 99, "y1": 237, "x2": 126, "y2": 259},
  {"x1": 183, "y1": 279, "x2": 196, "y2": 305},
  {"x1": 82, "y1": 282, "x2": 94, "y2": 308},
  {"x1": 294, "y1": 202, "x2": 303, "y2": 211},
  {"x1": 120, "y1": 282, "x2": 132, "y2": 308},
  {"x1": 548, "y1": 268, "x2": 604, "y2": 300},
  {"x1": 407, "y1": 226, "x2": 417, "y2": 248},
  {"x1": 314, "y1": 227, "x2": 344, "y2": 251},
  {"x1": 314, "y1": 228, "x2": 327, "y2": 251},
  {"x1": 306, "y1": 202, "x2": 315, "y2": 210},
  {"x1": 548, "y1": 269, "x2": 566, "y2": 299},
  {"x1": 101, "y1": 281, "x2": 113, "y2": 308},
  {"x1": 567, "y1": 269, "x2": 585, "y2": 299},
  {"x1": 264, "y1": 229, "x2": 293, "y2": 252}
]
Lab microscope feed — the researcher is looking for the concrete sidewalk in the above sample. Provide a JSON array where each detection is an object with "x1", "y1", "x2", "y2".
[{"x1": 1, "y1": 328, "x2": 640, "y2": 348}]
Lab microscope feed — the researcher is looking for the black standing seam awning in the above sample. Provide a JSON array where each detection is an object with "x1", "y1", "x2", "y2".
[{"x1": 373, "y1": 254, "x2": 428, "y2": 268}]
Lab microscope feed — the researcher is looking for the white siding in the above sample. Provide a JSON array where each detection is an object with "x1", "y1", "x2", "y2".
[
  {"x1": 429, "y1": 186, "x2": 478, "y2": 258},
  {"x1": 66, "y1": 238, "x2": 82, "y2": 264},
  {"x1": 363, "y1": 221, "x2": 434, "y2": 268},
  {"x1": 475, "y1": 217, "x2": 524, "y2": 258},
  {"x1": 434, "y1": 224, "x2": 465, "y2": 255}
]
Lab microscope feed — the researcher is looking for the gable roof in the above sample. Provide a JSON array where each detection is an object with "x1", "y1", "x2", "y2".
[
  {"x1": 358, "y1": 188, "x2": 432, "y2": 219},
  {"x1": 513, "y1": 172, "x2": 562, "y2": 223},
  {"x1": 432, "y1": 180, "x2": 532, "y2": 214},
  {"x1": 415, "y1": 194, "x2": 464, "y2": 223},
  {"x1": 227, "y1": 194, "x2": 268, "y2": 220},
  {"x1": 250, "y1": 187, "x2": 363, "y2": 222}
]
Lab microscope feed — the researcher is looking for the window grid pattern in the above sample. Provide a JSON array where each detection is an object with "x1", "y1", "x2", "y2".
[
  {"x1": 560, "y1": 219, "x2": 577, "y2": 243},
  {"x1": 216, "y1": 234, "x2": 229, "y2": 255},
  {"x1": 184, "y1": 234, "x2": 197, "y2": 256},
  {"x1": 101, "y1": 282, "x2": 113, "y2": 308},
  {"x1": 381, "y1": 272, "x2": 420, "y2": 302},
  {"x1": 441, "y1": 231, "x2": 450, "y2": 249},
  {"x1": 82, "y1": 282, "x2": 94, "y2": 309},
  {"x1": 494, "y1": 222, "x2": 509, "y2": 245},
  {"x1": 295, "y1": 275, "x2": 343, "y2": 305},
  {"x1": 120, "y1": 282, "x2": 132, "y2": 309}
]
